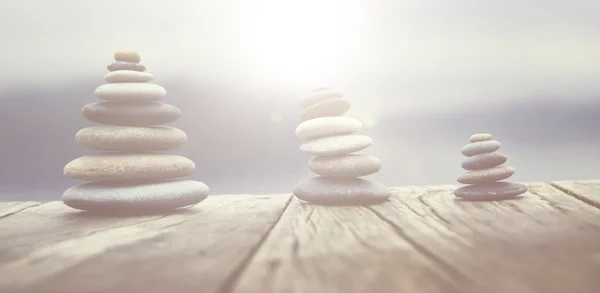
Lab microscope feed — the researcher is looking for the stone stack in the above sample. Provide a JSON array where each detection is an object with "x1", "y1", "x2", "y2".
[
  {"x1": 62, "y1": 49, "x2": 209, "y2": 214},
  {"x1": 293, "y1": 88, "x2": 390, "y2": 205},
  {"x1": 454, "y1": 133, "x2": 527, "y2": 201}
]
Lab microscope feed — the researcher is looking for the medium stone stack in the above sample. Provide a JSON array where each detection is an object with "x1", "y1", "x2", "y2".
[
  {"x1": 62, "y1": 49, "x2": 209, "y2": 214},
  {"x1": 293, "y1": 88, "x2": 390, "y2": 205},
  {"x1": 454, "y1": 133, "x2": 527, "y2": 201}
]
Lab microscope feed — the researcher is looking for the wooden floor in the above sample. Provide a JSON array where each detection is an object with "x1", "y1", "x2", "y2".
[{"x1": 1, "y1": 180, "x2": 600, "y2": 293}]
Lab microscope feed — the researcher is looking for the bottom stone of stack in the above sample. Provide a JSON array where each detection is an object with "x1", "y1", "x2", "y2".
[
  {"x1": 293, "y1": 176, "x2": 390, "y2": 205},
  {"x1": 453, "y1": 182, "x2": 527, "y2": 201},
  {"x1": 62, "y1": 180, "x2": 209, "y2": 214}
]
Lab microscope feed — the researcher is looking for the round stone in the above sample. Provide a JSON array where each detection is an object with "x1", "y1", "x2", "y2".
[
  {"x1": 461, "y1": 140, "x2": 501, "y2": 157},
  {"x1": 82, "y1": 102, "x2": 182, "y2": 126},
  {"x1": 64, "y1": 153, "x2": 195, "y2": 182},
  {"x1": 299, "y1": 89, "x2": 343, "y2": 109},
  {"x1": 75, "y1": 126, "x2": 188, "y2": 152},
  {"x1": 296, "y1": 116, "x2": 361, "y2": 141},
  {"x1": 300, "y1": 134, "x2": 372, "y2": 156},
  {"x1": 95, "y1": 83, "x2": 166, "y2": 102},
  {"x1": 114, "y1": 49, "x2": 141, "y2": 63},
  {"x1": 461, "y1": 152, "x2": 507, "y2": 171},
  {"x1": 63, "y1": 180, "x2": 209, "y2": 214},
  {"x1": 454, "y1": 182, "x2": 528, "y2": 201},
  {"x1": 293, "y1": 177, "x2": 390, "y2": 205},
  {"x1": 104, "y1": 70, "x2": 154, "y2": 83},
  {"x1": 457, "y1": 166, "x2": 515, "y2": 184},
  {"x1": 107, "y1": 61, "x2": 146, "y2": 72},
  {"x1": 301, "y1": 98, "x2": 351, "y2": 121},
  {"x1": 309, "y1": 154, "x2": 381, "y2": 178},
  {"x1": 470, "y1": 133, "x2": 493, "y2": 142}
]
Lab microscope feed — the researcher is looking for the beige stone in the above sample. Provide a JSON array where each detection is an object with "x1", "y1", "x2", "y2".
[
  {"x1": 75, "y1": 126, "x2": 187, "y2": 151},
  {"x1": 114, "y1": 49, "x2": 141, "y2": 63}
]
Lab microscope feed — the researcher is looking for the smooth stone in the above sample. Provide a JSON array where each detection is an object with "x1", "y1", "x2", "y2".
[
  {"x1": 457, "y1": 166, "x2": 515, "y2": 184},
  {"x1": 82, "y1": 101, "x2": 182, "y2": 126},
  {"x1": 114, "y1": 49, "x2": 141, "y2": 63},
  {"x1": 309, "y1": 154, "x2": 381, "y2": 178},
  {"x1": 461, "y1": 152, "x2": 507, "y2": 171},
  {"x1": 75, "y1": 126, "x2": 188, "y2": 152},
  {"x1": 299, "y1": 89, "x2": 344, "y2": 109},
  {"x1": 64, "y1": 153, "x2": 195, "y2": 182},
  {"x1": 293, "y1": 176, "x2": 390, "y2": 205},
  {"x1": 470, "y1": 133, "x2": 493, "y2": 142},
  {"x1": 63, "y1": 180, "x2": 209, "y2": 214},
  {"x1": 296, "y1": 116, "x2": 361, "y2": 141},
  {"x1": 95, "y1": 83, "x2": 166, "y2": 102},
  {"x1": 107, "y1": 61, "x2": 146, "y2": 72},
  {"x1": 454, "y1": 182, "x2": 528, "y2": 201},
  {"x1": 300, "y1": 134, "x2": 372, "y2": 156},
  {"x1": 104, "y1": 70, "x2": 154, "y2": 83},
  {"x1": 301, "y1": 98, "x2": 351, "y2": 121},
  {"x1": 461, "y1": 140, "x2": 501, "y2": 157}
]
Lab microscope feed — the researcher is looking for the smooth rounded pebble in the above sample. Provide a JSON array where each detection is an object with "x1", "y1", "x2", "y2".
[
  {"x1": 461, "y1": 152, "x2": 507, "y2": 171},
  {"x1": 301, "y1": 98, "x2": 351, "y2": 121},
  {"x1": 296, "y1": 116, "x2": 361, "y2": 141},
  {"x1": 82, "y1": 101, "x2": 181, "y2": 126},
  {"x1": 454, "y1": 182, "x2": 528, "y2": 201},
  {"x1": 95, "y1": 83, "x2": 166, "y2": 102},
  {"x1": 309, "y1": 154, "x2": 381, "y2": 178},
  {"x1": 107, "y1": 61, "x2": 146, "y2": 72},
  {"x1": 75, "y1": 126, "x2": 188, "y2": 152},
  {"x1": 461, "y1": 140, "x2": 501, "y2": 157},
  {"x1": 63, "y1": 180, "x2": 209, "y2": 214},
  {"x1": 470, "y1": 133, "x2": 493, "y2": 142},
  {"x1": 104, "y1": 70, "x2": 154, "y2": 83},
  {"x1": 300, "y1": 134, "x2": 372, "y2": 156},
  {"x1": 114, "y1": 49, "x2": 141, "y2": 63},
  {"x1": 293, "y1": 176, "x2": 390, "y2": 205},
  {"x1": 457, "y1": 166, "x2": 515, "y2": 184},
  {"x1": 64, "y1": 153, "x2": 195, "y2": 182},
  {"x1": 299, "y1": 89, "x2": 344, "y2": 109}
]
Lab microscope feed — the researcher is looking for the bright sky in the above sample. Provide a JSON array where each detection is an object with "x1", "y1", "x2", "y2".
[{"x1": 1, "y1": 0, "x2": 599, "y2": 119}]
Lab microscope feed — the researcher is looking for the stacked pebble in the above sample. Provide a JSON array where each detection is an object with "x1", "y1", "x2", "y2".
[
  {"x1": 293, "y1": 88, "x2": 390, "y2": 205},
  {"x1": 454, "y1": 133, "x2": 527, "y2": 201},
  {"x1": 62, "y1": 49, "x2": 209, "y2": 214}
]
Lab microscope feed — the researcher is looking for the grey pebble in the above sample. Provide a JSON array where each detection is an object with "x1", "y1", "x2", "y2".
[
  {"x1": 461, "y1": 140, "x2": 501, "y2": 157},
  {"x1": 82, "y1": 101, "x2": 182, "y2": 126},
  {"x1": 457, "y1": 166, "x2": 515, "y2": 184},
  {"x1": 461, "y1": 152, "x2": 508, "y2": 170},
  {"x1": 453, "y1": 182, "x2": 528, "y2": 201},
  {"x1": 293, "y1": 176, "x2": 390, "y2": 205},
  {"x1": 300, "y1": 134, "x2": 372, "y2": 156},
  {"x1": 308, "y1": 154, "x2": 381, "y2": 178}
]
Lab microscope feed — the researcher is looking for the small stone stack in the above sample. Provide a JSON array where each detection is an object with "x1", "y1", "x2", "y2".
[
  {"x1": 293, "y1": 88, "x2": 390, "y2": 205},
  {"x1": 62, "y1": 49, "x2": 209, "y2": 214},
  {"x1": 454, "y1": 133, "x2": 528, "y2": 201}
]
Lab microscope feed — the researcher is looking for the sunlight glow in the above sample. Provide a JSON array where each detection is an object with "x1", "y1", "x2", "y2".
[{"x1": 248, "y1": 0, "x2": 364, "y2": 86}]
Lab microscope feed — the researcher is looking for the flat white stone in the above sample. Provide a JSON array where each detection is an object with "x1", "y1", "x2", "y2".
[
  {"x1": 104, "y1": 70, "x2": 154, "y2": 83},
  {"x1": 296, "y1": 116, "x2": 362, "y2": 141},
  {"x1": 299, "y1": 89, "x2": 343, "y2": 109},
  {"x1": 309, "y1": 154, "x2": 381, "y2": 177},
  {"x1": 300, "y1": 134, "x2": 372, "y2": 156},
  {"x1": 293, "y1": 177, "x2": 390, "y2": 205},
  {"x1": 301, "y1": 98, "x2": 351, "y2": 121},
  {"x1": 461, "y1": 140, "x2": 501, "y2": 157},
  {"x1": 75, "y1": 126, "x2": 188, "y2": 151},
  {"x1": 107, "y1": 61, "x2": 145, "y2": 72},
  {"x1": 64, "y1": 153, "x2": 195, "y2": 182},
  {"x1": 63, "y1": 180, "x2": 209, "y2": 214},
  {"x1": 114, "y1": 49, "x2": 141, "y2": 63},
  {"x1": 470, "y1": 133, "x2": 493, "y2": 142},
  {"x1": 95, "y1": 83, "x2": 166, "y2": 102},
  {"x1": 81, "y1": 101, "x2": 182, "y2": 126}
]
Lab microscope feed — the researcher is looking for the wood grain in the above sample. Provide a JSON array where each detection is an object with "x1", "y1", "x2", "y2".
[
  {"x1": 232, "y1": 182, "x2": 600, "y2": 293},
  {"x1": 0, "y1": 201, "x2": 41, "y2": 219},
  {"x1": 552, "y1": 179, "x2": 600, "y2": 208},
  {"x1": 0, "y1": 194, "x2": 292, "y2": 293}
]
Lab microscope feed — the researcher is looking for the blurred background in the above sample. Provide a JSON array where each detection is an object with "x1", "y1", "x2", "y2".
[{"x1": 0, "y1": 0, "x2": 599, "y2": 200}]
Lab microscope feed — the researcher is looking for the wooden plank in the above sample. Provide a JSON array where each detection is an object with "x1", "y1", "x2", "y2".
[
  {"x1": 232, "y1": 182, "x2": 600, "y2": 293},
  {"x1": 0, "y1": 194, "x2": 292, "y2": 293},
  {"x1": 0, "y1": 201, "x2": 42, "y2": 219},
  {"x1": 552, "y1": 179, "x2": 600, "y2": 208}
]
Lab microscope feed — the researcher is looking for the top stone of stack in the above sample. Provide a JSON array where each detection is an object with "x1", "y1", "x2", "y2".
[{"x1": 114, "y1": 49, "x2": 141, "y2": 63}]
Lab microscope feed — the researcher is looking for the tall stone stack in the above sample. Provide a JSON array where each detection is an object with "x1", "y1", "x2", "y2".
[
  {"x1": 62, "y1": 49, "x2": 209, "y2": 214},
  {"x1": 293, "y1": 88, "x2": 390, "y2": 205},
  {"x1": 454, "y1": 133, "x2": 527, "y2": 201}
]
